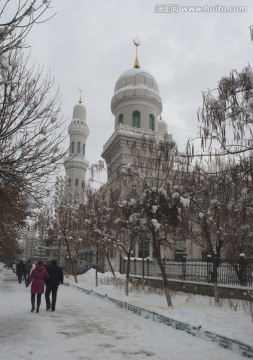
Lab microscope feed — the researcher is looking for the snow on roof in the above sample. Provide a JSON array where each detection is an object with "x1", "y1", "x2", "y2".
[
  {"x1": 113, "y1": 83, "x2": 160, "y2": 97},
  {"x1": 118, "y1": 68, "x2": 154, "y2": 80}
]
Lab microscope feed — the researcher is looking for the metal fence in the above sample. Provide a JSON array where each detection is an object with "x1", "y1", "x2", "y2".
[{"x1": 121, "y1": 257, "x2": 253, "y2": 287}]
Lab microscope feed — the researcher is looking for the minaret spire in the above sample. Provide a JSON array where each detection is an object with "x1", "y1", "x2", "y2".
[
  {"x1": 133, "y1": 39, "x2": 140, "y2": 69},
  {"x1": 79, "y1": 88, "x2": 83, "y2": 104}
]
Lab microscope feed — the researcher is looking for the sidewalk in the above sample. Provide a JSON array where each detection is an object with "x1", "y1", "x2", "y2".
[{"x1": 0, "y1": 268, "x2": 247, "y2": 360}]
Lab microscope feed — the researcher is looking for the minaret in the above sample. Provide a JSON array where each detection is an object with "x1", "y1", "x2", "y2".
[
  {"x1": 64, "y1": 91, "x2": 89, "y2": 198},
  {"x1": 101, "y1": 40, "x2": 167, "y2": 189}
]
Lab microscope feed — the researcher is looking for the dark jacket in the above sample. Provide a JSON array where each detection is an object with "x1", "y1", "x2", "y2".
[
  {"x1": 16, "y1": 261, "x2": 25, "y2": 275},
  {"x1": 45, "y1": 264, "x2": 63, "y2": 287},
  {"x1": 25, "y1": 261, "x2": 33, "y2": 273}
]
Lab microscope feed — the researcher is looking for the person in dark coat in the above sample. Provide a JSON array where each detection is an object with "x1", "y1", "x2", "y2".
[
  {"x1": 16, "y1": 260, "x2": 25, "y2": 283},
  {"x1": 24, "y1": 259, "x2": 33, "y2": 281},
  {"x1": 45, "y1": 259, "x2": 63, "y2": 312},
  {"x1": 26, "y1": 261, "x2": 49, "y2": 313}
]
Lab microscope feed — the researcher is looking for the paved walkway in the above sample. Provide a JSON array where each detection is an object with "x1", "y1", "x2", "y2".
[{"x1": 0, "y1": 268, "x2": 243, "y2": 360}]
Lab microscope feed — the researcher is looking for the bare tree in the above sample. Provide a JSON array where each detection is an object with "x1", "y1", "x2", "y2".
[
  {"x1": 179, "y1": 163, "x2": 253, "y2": 303},
  {"x1": 117, "y1": 135, "x2": 188, "y2": 307},
  {"x1": 185, "y1": 65, "x2": 253, "y2": 161},
  {"x1": 0, "y1": 47, "x2": 67, "y2": 200},
  {"x1": 0, "y1": 181, "x2": 30, "y2": 261},
  {"x1": 0, "y1": 1, "x2": 67, "y2": 203},
  {"x1": 0, "y1": 0, "x2": 55, "y2": 55},
  {"x1": 53, "y1": 177, "x2": 90, "y2": 283},
  {"x1": 181, "y1": 59, "x2": 253, "y2": 299}
]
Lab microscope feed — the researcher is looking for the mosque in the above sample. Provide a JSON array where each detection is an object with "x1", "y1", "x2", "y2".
[
  {"x1": 64, "y1": 40, "x2": 170, "y2": 199},
  {"x1": 62, "y1": 40, "x2": 198, "y2": 272},
  {"x1": 21, "y1": 41, "x2": 201, "y2": 268}
]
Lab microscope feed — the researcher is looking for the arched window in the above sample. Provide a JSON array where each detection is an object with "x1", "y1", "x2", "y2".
[
  {"x1": 71, "y1": 142, "x2": 74, "y2": 153},
  {"x1": 149, "y1": 114, "x2": 155, "y2": 131},
  {"x1": 118, "y1": 113, "x2": 124, "y2": 125},
  {"x1": 75, "y1": 178, "x2": 78, "y2": 187},
  {"x1": 83, "y1": 144, "x2": 85, "y2": 155},
  {"x1": 77, "y1": 142, "x2": 81, "y2": 153},
  {"x1": 68, "y1": 178, "x2": 71, "y2": 187},
  {"x1": 132, "y1": 110, "x2": 140, "y2": 128}
]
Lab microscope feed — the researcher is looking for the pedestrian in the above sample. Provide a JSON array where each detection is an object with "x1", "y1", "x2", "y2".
[
  {"x1": 26, "y1": 261, "x2": 49, "y2": 313},
  {"x1": 16, "y1": 260, "x2": 25, "y2": 283},
  {"x1": 24, "y1": 259, "x2": 33, "y2": 281},
  {"x1": 45, "y1": 259, "x2": 63, "y2": 312}
]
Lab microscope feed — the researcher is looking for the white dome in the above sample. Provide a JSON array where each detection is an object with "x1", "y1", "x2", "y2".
[
  {"x1": 111, "y1": 68, "x2": 162, "y2": 115},
  {"x1": 72, "y1": 103, "x2": 86, "y2": 122},
  {"x1": 114, "y1": 68, "x2": 159, "y2": 94}
]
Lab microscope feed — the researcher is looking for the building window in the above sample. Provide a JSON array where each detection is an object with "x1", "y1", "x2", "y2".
[
  {"x1": 138, "y1": 240, "x2": 150, "y2": 258},
  {"x1": 132, "y1": 110, "x2": 141, "y2": 128},
  {"x1": 83, "y1": 144, "x2": 85, "y2": 155},
  {"x1": 118, "y1": 113, "x2": 123, "y2": 125},
  {"x1": 77, "y1": 142, "x2": 81, "y2": 153},
  {"x1": 149, "y1": 114, "x2": 155, "y2": 131},
  {"x1": 68, "y1": 178, "x2": 71, "y2": 186},
  {"x1": 109, "y1": 249, "x2": 116, "y2": 258},
  {"x1": 71, "y1": 142, "x2": 74, "y2": 153},
  {"x1": 82, "y1": 180, "x2": 85, "y2": 188},
  {"x1": 75, "y1": 178, "x2": 78, "y2": 186}
]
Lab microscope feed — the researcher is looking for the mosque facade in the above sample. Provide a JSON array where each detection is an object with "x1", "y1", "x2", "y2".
[
  {"x1": 64, "y1": 42, "x2": 199, "y2": 271},
  {"x1": 65, "y1": 41, "x2": 171, "y2": 200},
  {"x1": 101, "y1": 41, "x2": 172, "y2": 201}
]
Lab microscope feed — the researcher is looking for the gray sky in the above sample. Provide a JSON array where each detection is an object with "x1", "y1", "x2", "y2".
[{"x1": 27, "y1": 0, "x2": 253, "y2": 177}]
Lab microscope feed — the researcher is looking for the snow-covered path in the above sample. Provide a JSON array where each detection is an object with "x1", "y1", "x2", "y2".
[{"x1": 0, "y1": 268, "x2": 244, "y2": 360}]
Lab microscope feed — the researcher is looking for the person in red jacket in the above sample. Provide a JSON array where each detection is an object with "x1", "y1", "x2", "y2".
[{"x1": 26, "y1": 261, "x2": 49, "y2": 313}]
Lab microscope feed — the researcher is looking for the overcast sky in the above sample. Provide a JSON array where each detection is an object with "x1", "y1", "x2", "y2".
[{"x1": 27, "y1": 0, "x2": 253, "y2": 177}]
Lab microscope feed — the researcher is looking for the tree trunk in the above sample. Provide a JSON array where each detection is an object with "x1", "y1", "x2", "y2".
[
  {"x1": 142, "y1": 254, "x2": 145, "y2": 290},
  {"x1": 151, "y1": 227, "x2": 173, "y2": 307},
  {"x1": 164, "y1": 286, "x2": 173, "y2": 307},
  {"x1": 70, "y1": 260, "x2": 78, "y2": 283},
  {"x1": 66, "y1": 251, "x2": 78, "y2": 283},
  {"x1": 212, "y1": 258, "x2": 220, "y2": 304},
  {"x1": 124, "y1": 252, "x2": 132, "y2": 296},
  {"x1": 125, "y1": 276, "x2": 129, "y2": 296},
  {"x1": 213, "y1": 282, "x2": 219, "y2": 304},
  {"x1": 96, "y1": 247, "x2": 98, "y2": 287},
  {"x1": 160, "y1": 267, "x2": 173, "y2": 307},
  {"x1": 105, "y1": 253, "x2": 116, "y2": 277},
  {"x1": 64, "y1": 237, "x2": 78, "y2": 283},
  {"x1": 155, "y1": 255, "x2": 173, "y2": 306},
  {"x1": 96, "y1": 267, "x2": 98, "y2": 287}
]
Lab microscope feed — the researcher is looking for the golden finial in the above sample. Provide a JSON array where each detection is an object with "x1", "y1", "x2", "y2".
[
  {"x1": 133, "y1": 39, "x2": 140, "y2": 69},
  {"x1": 79, "y1": 88, "x2": 83, "y2": 104}
]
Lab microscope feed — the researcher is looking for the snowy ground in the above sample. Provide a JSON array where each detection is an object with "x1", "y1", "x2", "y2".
[{"x1": 0, "y1": 264, "x2": 252, "y2": 360}]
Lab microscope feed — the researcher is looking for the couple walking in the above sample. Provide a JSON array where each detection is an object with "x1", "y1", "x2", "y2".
[{"x1": 26, "y1": 260, "x2": 63, "y2": 313}]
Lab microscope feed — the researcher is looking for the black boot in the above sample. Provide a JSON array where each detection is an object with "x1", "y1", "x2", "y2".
[
  {"x1": 36, "y1": 298, "x2": 41, "y2": 313},
  {"x1": 31, "y1": 298, "x2": 35, "y2": 312},
  {"x1": 45, "y1": 294, "x2": 51, "y2": 310}
]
